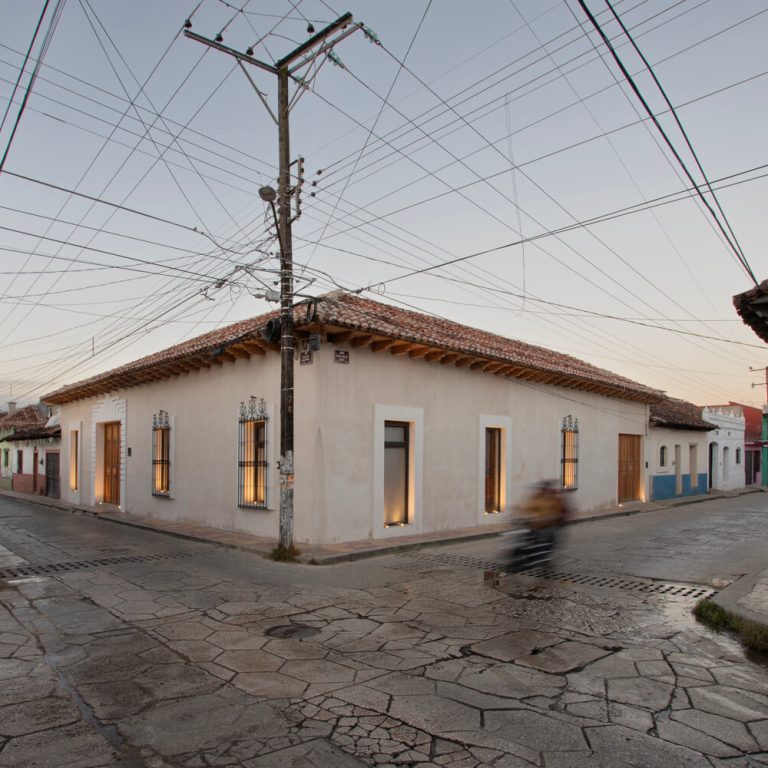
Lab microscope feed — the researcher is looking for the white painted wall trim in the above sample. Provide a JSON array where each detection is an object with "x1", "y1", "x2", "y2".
[
  {"x1": 373, "y1": 404, "x2": 423, "y2": 539},
  {"x1": 90, "y1": 397, "x2": 126, "y2": 507}
]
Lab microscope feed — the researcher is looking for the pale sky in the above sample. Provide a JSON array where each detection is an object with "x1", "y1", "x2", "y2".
[{"x1": 1, "y1": 0, "x2": 767, "y2": 409}]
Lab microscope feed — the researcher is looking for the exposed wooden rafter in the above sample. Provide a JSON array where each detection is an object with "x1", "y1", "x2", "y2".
[
  {"x1": 229, "y1": 345, "x2": 251, "y2": 359},
  {"x1": 371, "y1": 339, "x2": 395, "y2": 353},
  {"x1": 327, "y1": 330, "x2": 354, "y2": 344},
  {"x1": 350, "y1": 334, "x2": 373, "y2": 348},
  {"x1": 241, "y1": 341, "x2": 266, "y2": 355}
]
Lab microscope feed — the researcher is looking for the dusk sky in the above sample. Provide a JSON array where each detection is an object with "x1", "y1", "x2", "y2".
[{"x1": 1, "y1": 0, "x2": 767, "y2": 408}]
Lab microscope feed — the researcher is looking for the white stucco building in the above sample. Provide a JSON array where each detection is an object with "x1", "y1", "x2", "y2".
[
  {"x1": 43, "y1": 294, "x2": 664, "y2": 546},
  {"x1": 648, "y1": 398, "x2": 714, "y2": 501},
  {"x1": 701, "y1": 404, "x2": 746, "y2": 492}
]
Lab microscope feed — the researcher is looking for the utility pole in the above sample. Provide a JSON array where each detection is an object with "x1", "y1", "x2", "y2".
[{"x1": 185, "y1": 13, "x2": 358, "y2": 554}]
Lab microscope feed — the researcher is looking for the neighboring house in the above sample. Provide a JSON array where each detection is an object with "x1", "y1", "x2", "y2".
[
  {"x1": 733, "y1": 280, "x2": 768, "y2": 343},
  {"x1": 0, "y1": 404, "x2": 56, "y2": 496},
  {"x1": 701, "y1": 404, "x2": 746, "y2": 492},
  {"x1": 730, "y1": 402, "x2": 763, "y2": 486},
  {"x1": 648, "y1": 398, "x2": 714, "y2": 501},
  {"x1": 7, "y1": 419, "x2": 62, "y2": 498},
  {"x1": 43, "y1": 293, "x2": 664, "y2": 547}
]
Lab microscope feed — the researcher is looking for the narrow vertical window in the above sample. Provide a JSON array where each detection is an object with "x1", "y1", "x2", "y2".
[
  {"x1": 238, "y1": 397, "x2": 268, "y2": 508},
  {"x1": 659, "y1": 445, "x2": 668, "y2": 468},
  {"x1": 484, "y1": 427, "x2": 502, "y2": 512},
  {"x1": 2, "y1": 449, "x2": 8, "y2": 468},
  {"x1": 561, "y1": 416, "x2": 579, "y2": 491},
  {"x1": 152, "y1": 411, "x2": 171, "y2": 496},
  {"x1": 69, "y1": 430, "x2": 79, "y2": 491},
  {"x1": 17, "y1": 450, "x2": 23, "y2": 474},
  {"x1": 736, "y1": 448, "x2": 742, "y2": 465},
  {"x1": 384, "y1": 421, "x2": 409, "y2": 525}
]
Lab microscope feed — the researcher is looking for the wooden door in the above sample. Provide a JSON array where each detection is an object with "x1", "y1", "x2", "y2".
[
  {"x1": 45, "y1": 452, "x2": 60, "y2": 499},
  {"x1": 104, "y1": 422, "x2": 121, "y2": 505},
  {"x1": 618, "y1": 434, "x2": 642, "y2": 503}
]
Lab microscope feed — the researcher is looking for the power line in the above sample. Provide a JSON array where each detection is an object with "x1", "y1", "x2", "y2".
[
  {"x1": 575, "y1": 0, "x2": 757, "y2": 284},
  {"x1": 0, "y1": 0, "x2": 51, "y2": 137},
  {"x1": 350, "y1": 159, "x2": 767, "y2": 292},
  {"x1": 603, "y1": 0, "x2": 751, "y2": 278},
  {"x1": 0, "y1": 0, "x2": 65, "y2": 173}
]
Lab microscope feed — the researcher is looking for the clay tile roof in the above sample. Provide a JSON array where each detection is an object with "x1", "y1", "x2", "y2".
[
  {"x1": 313, "y1": 294, "x2": 663, "y2": 401},
  {"x1": 43, "y1": 293, "x2": 663, "y2": 405},
  {"x1": 733, "y1": 279, "x2": 768, "y2": 343},
  {"x1": 7, "y1": 424, "x2": 61, "y2": 442},
  {"x1": 0, "y1": 404, "x2": 47, "y2": 431},
  {"x1": 649, "y1": 397, "x2": 716, "y2": 431}
]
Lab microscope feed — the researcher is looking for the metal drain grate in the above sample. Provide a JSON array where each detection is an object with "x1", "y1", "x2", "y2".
[
  {"x1": 0, "y1": 551, "x2": 200, "y2": 580},
  {"x1": 265, "y1": 624, "x2": 321, "y2": 640},
  {"x1": 397, "y1": 552, "x2": 716, "y2": 600}
]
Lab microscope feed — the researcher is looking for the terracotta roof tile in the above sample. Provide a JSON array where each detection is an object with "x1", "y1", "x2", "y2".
[
  {"x1": 0, "y1": 404, "x2": 47, "y2": 430},
  {"x1": 314, "y1": 295, "x2": 663, "y2": 400},
  {"x1": 649, "y1": 397, "x2": 715, "y2": 431},
  {"x1": 44, "y1": 293, "x2": 663, "y2": 404},
  {"x1": 733, "y1": 279, "x2": 768, "y2": 343},
  {"x1": 7, "y1": 424, "x2": 61, "y2": 441}
]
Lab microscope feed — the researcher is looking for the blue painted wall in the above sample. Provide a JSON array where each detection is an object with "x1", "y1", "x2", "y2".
[{"x1": 651, "y1": 473, "x2": 707, "y2": 501}]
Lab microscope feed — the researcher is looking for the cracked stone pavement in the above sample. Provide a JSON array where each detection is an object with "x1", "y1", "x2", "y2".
[{"x1": 0, "y1": 496, "x2": 767, "y2": 767}]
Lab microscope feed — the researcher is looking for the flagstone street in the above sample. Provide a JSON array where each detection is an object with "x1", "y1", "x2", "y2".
[{"x1": 0, "y1": 492, "x2": 767, "y2": 767}]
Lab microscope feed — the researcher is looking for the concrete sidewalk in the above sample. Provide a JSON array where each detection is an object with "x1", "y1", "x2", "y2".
[{"x1": 2, "y1": 486, "x2": 767, "y2": 626}]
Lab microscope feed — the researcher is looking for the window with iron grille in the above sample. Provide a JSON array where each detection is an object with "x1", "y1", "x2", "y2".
[
  {"x1": 17, "y1": 450, "x2": 23, "y2": 474},
  {"x1": 152, "y1": 410, "x2": 171, "y2": 496},
  {"x1": 561, "y1": 415, "x2": 579, "y2": 491},
  {"x1": 238, "y1": 397, "x2": 268, "y2": 509}
]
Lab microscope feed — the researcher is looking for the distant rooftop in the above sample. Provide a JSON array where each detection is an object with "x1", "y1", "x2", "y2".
[
  {"x1": 650, "y1": 398, "x2": 716, "y2": 431},
  {"x1": 0, "y1": 404, "x2": 47, "y2": 431}
]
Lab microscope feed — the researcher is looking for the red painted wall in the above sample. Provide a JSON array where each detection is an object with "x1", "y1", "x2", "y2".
[{"x1": 12, "y1": 473, "x2": 45, "y2": 495}]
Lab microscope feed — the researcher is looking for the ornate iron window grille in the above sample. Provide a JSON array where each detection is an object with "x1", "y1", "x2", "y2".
[
  {"x1": 152, "y1": 410, "x2": 171, "y2": 496},
  {"x1": 561, "y1": 415, "x2": 579, "y2": 491},
  {"x1": 238, "y1": 396, "x2": 268, "y2": 509}
]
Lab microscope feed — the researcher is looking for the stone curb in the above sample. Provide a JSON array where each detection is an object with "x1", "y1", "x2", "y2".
[
  {"x1": 305, "y1": 488, "x2": 765, "y2": 565},
  {"x1": 1, "y1": 487, "x2": 763, "y2": 569},
  {"x1": 709, "y1": 568, "x2": 768, "y2": 630}
]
